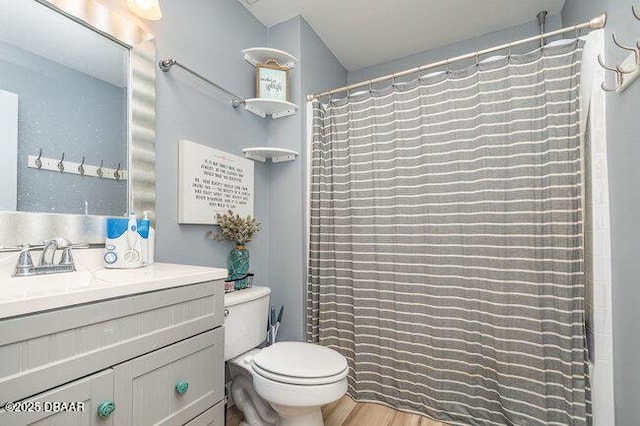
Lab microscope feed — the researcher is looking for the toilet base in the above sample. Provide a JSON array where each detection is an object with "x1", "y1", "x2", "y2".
[
  {"x1": 277, "y1": 408, "x2": 323, "y2": 426},
  {"x1": 229, "y1": 364, "x2": 277, "y2": 426}
]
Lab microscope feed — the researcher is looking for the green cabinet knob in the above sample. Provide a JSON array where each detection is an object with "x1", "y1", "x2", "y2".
[
  {"x1": 175, "y1": 380, "x2": 189, "y2": 395},
  {"x1": 97, "y1": 400, "x2": 115, "y2": 417}
]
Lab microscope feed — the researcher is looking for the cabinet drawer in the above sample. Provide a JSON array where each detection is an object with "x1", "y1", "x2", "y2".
[
  {"x1": 0, "y1": 370, "x2": 114, "y2": 426},
  {"x1": 184, "y1": 401, "x2": 225, "y2": 426},
  {"x1": 113, "y1": 328, "x2": 224, "y2": 426}
]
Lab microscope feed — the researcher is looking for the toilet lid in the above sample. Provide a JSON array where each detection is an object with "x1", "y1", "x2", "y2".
[{"x1": 251, "y1": 342, "x2": 348, "y2": 383}]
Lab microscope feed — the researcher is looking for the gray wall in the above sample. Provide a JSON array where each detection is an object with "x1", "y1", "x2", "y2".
[
  {"x1": 0, "y1": 39, "x2": 127, "y2": 216},
  {"x1": 145, "y1": 0, "x2": 271, "y2": 280},
  {"x1": 563, "y1": 2, "x2": 640, "y2": 425},
  {"x1": 347, "y1": 14, "x2": 562, "y2": 85},
  {"x1": 100, "y1": 2, "x2": 346, "y2": 342},
  {"x1": 266, "y1": 17, "x2": 347, "y2": 341},
  {"x1": 266, "y1": 17, "x2": 304, "y2": 342},
  {"x1": 299, "y1": 18, "x2": 349, "y2": 339}
]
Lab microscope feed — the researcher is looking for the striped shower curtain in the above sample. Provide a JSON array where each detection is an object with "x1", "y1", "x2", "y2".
[{"x1": 307, "y1": 41, "x2": 590, "y2": 426}]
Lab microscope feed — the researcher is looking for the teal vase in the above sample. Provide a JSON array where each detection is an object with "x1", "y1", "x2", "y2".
[{"x1": 228, "y1": 244, "x2": 249, "y2": 289}]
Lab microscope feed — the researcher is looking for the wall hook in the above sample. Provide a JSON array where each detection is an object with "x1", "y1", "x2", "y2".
[
  {"x1": 35, "y1": 149, "x2": 42, "y2": 169},
  {"x1": 57, "y1": 153, "x2": 65, "y2": 172},
  {"x1": 97, "y1": 160, "x2": 104, "y2": 178},
  {"x1": 78, "y1": 156, "x2": 85, "y2": 176},
  {"x1": 597, "y1": 54, "x2": 633, "y2": 91},
  {"x1": 114, "y1": 163, "x2": 121, "y2": 181},
  {"x1": 612, "y1": 33, "x2": 640, "y2": 68}
]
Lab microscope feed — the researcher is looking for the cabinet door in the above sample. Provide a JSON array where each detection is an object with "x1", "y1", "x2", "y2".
[
  {"x1": 184, "y1": 402, "x2": 225, "y2": 426},
  {"x1": 0, "y1": 370, "x2": 114, "y2": 426},
  {"x1": 113, "y1": 328, "x2": 224, "y2": 426}
]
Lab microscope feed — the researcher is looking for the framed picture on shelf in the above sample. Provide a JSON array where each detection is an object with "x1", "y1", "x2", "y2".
[{"x1": 256, "y1": 60, "x2": 289, "y2": 101}]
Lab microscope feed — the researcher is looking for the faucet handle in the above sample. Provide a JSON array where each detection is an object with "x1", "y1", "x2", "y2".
[
  {"x1": 58, "y1": 241, "x2": 88, "y2": 269},
  {"x1": 59, "y1": 247, "x2": 74, "y2": 267},
  {"x1": 17, "y1": 249, "x2": 34, "y2": 268},
  {"x1": 14, "y1": 245, "x2": 36, "y2": 276}
]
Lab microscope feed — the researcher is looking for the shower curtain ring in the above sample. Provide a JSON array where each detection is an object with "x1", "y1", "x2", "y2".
[
  {"x1": 445, "y1": 58, "x2": 451, "y2": 74},
  {"x1": 325, "y1": 92, "x2": 334, "y2": 105},
  {"x1": 475, "y1": 51, "x2": 480, "y2": 66},
  {"x1": 508, "y1": 43, "x2": 513, "y2": 59}
]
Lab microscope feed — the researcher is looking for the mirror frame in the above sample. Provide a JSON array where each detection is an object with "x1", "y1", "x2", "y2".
[{"x1": 0, "y1": 0, "x2": 156, "y2": 247}]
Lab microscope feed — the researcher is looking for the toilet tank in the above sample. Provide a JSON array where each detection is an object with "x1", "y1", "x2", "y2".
[{"x1": 224, "y1": 286, "x2": 271, "y2": 360}]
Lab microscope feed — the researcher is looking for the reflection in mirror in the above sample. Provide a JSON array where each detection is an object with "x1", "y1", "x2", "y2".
[
  {"x1": 0, "y1": 0, "x2": 155, "y2": 247},
  {"x1": 0, "y1": 1, "x2": 129, "y2": 216}
]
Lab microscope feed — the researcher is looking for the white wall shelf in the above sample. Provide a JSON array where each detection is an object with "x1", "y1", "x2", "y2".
[
  {"x1": 242, "y1": 147, "x2": 298, "y2": 163},
  {"x1": 244, "y1": 98, "x2": 297, "y2": 119},
  {"x1": 242, "y1": 48, "x2": 297, "y2": 69}
]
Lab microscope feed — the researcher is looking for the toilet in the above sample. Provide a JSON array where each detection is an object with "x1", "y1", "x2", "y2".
[{"x1": 224, "y1": 286, "x2": 348, "y2": 426}]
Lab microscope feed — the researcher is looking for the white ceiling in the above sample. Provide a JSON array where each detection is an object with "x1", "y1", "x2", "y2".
[{"x1": 238, "y1": 0, "x2": 566, "y2": 71}]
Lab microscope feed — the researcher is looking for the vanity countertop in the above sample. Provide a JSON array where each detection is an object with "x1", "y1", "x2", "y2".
[{"x1": 0, "y1": 249, "x2": 226, "y2": 320}]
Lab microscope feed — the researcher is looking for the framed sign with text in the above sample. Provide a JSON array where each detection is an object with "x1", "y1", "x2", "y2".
[
  {"x1": 178, "y1": 139, "x2": 254, "y2": 224},
  {"x1": 256, "y1": 60, "x2": 289, "y2": 101}
]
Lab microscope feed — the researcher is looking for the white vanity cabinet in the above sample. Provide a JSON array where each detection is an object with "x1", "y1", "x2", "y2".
[{"x1": 0, "y1": 278, "x2": 225, "y2": 426}]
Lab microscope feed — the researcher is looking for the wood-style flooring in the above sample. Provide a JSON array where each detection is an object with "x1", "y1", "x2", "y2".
[{"x1": 226, "y1": 395, "x2": 449, "y2": 426}]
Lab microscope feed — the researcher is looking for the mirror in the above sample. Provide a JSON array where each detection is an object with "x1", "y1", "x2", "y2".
[
  {"x1": 0, "y1": 0, "x2": 129, "y2": 216},
  {"x1": 0, "y1": 0, "x2": 156, "y2": 246}
]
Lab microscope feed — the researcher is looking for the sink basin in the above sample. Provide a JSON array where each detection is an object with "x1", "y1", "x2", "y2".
[
  {"x1": 0, "y1": 270, "x2": 97, "y2": 302},
  {"x1": 0, "y1": 249, "x2": 227, "y2": 319}
]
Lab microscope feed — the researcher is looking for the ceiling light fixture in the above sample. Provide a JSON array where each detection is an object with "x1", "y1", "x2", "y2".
[{"x1": 127, "y1": 0, "x2": 163, "y2": 21}]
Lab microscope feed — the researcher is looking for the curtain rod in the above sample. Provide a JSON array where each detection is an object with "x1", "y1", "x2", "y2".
[{"x1": 307, "y1": 14, "x2": 607, "y2": 102}]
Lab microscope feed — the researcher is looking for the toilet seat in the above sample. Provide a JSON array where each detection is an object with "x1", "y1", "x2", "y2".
[
  {"x1": 250, "y1": 342, "x2": 349, "y2": 386},
  {"x1": 251, "y1": 361, "x2": 348, "y2": 385}
]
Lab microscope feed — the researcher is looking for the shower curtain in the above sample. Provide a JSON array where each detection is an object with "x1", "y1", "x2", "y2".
[{"x1": 308, "y1": 40, "x2": 590, "y2": 426}]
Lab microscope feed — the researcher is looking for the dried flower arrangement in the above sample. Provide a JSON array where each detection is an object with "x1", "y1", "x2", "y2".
[{"x1": 206, "y1": 210, "x2": 262, "y2": 245}]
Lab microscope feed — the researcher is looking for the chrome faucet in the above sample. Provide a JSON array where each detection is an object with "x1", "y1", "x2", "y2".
[
  {"x1": 10, "y1": 238, "x2": 88, "y2": 277},
  {"x1": 39, "y1": 239, "x2": 59, "y2": 266}
]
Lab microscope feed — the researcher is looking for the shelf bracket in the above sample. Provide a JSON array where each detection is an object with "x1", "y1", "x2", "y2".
[
  {"x1": 272, "y1": 153, "x2": 297, "y2": 163},
  {"x1": 244, "y1": 152, "x2": 267, "y2": 163},
  {"x1": 271, "y1": 108, "x2": 297, "y2": 119},
  {"x1": 245, "y1": 103, "x2": 267, "y2": 118}
]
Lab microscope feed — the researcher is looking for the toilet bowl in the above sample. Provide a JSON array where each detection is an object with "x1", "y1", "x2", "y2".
[{"x1": 224, "y1": 287, "x2": 348, "y2": 426}]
